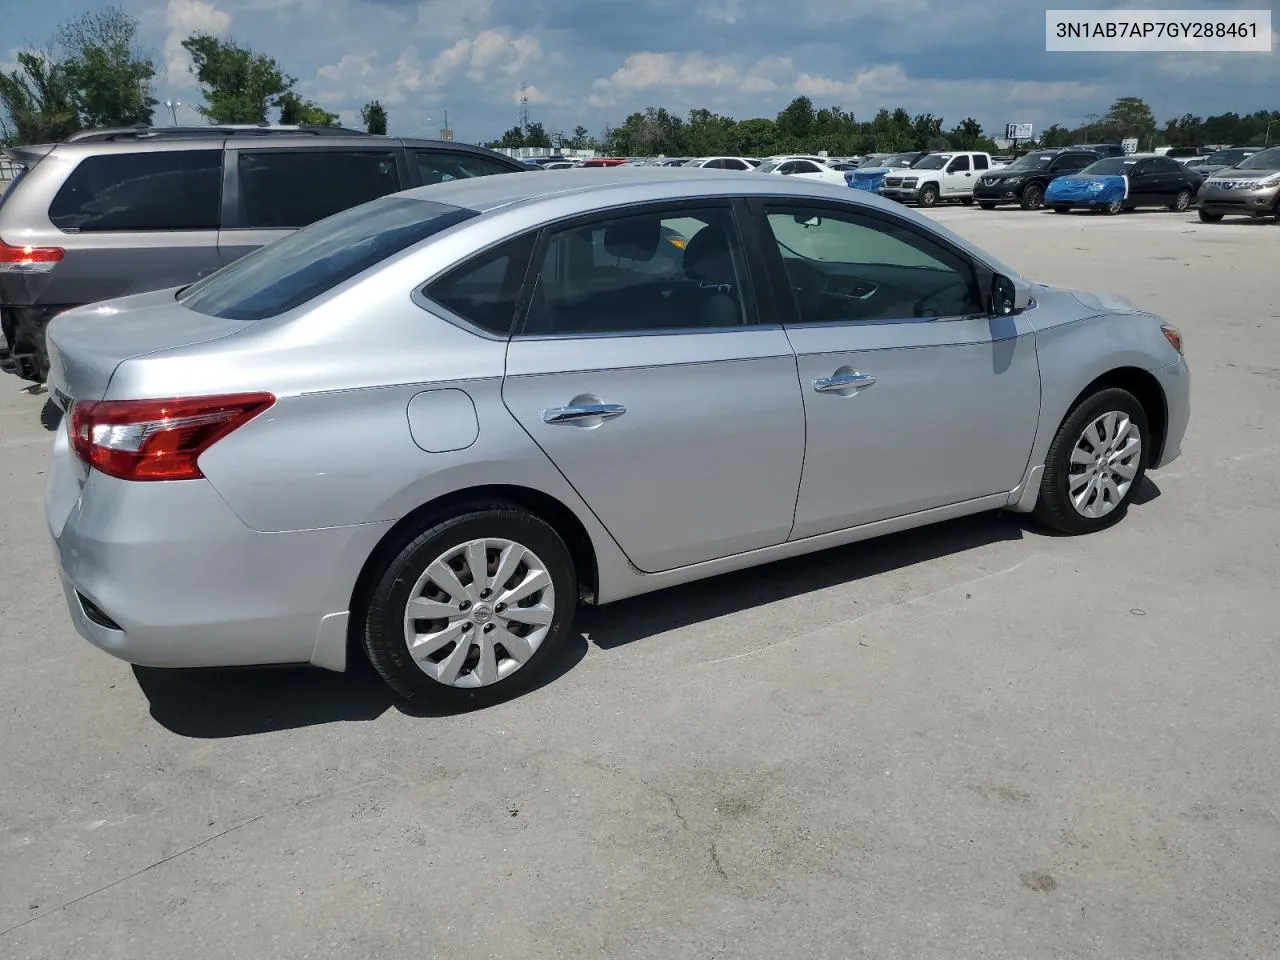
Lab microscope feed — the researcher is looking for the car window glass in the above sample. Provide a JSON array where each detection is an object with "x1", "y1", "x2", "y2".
[
  {"x1": 181, "y1": 197, "x2": 475, "y2": 322},
  {"x1": 413, "y1": 150, "x2": 517, "y2": 185},
  {"x1": 948, "y1": 156, "x2": 971, "y2": 172},
  {"x1": 521, "y1": 207, "x2": 750, "y2": 336},
  {"x1": 237, "y1": 151, "x2": 401, "y2": 229},
  {"x1": 763, "y1": 208, "x2": 983, "y2": 324},
  {"x1": 973, "y1": 155, "x2": 989, "y2": 170},
  {"x1": 777, "y1": 161, "x2": 797, "y2": 174},
  {"x1": 726, "y1": 159, "x2": 748, "y2": 170},
  {"x1": 49, "y1": 150, "x2": 221, "y2": 232},
  {"x1": 425, "y1": 235, "x2": 535, "y2": 335},
  {"x1": 1057, "y1": 154, "x2": 1092, "y2": 171},
  {"x1": 1159, "y1": 158, "x2": 1184, "y2": 173}
]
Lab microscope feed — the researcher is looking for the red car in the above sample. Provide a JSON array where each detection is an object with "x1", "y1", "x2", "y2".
[{"x1": 580, "y1": 157, "x2": 627, "y2": 167}]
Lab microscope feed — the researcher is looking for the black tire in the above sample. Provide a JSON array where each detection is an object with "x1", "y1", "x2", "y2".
[
  {"x1": 917, "y1": 184, "x2": 939, "y2": 208},
  {"x1": 1198, "y1": 209, "x2": 1223, "y2": 223},
  {"x1": 1169, "y1": 189, "x2": 1192, "y2": 212},
  {"x1": 1052, "y1": 205, "x2": 1071, "y2": 214},
  {"x1": 1102, "y1": 200, "x2": 1123, "y2": 215},
  {"x1": 1019, "y1": 183, "x2": 1045, "y2": 210},
  {"x1": 959, "y1": 197, "x2": 974, "y2": 206},
  {"x1": 978, "y1": 201, "x2": 997, "y2": 210},
  {"x1": 361, "y1": 504, "x2": 577, "y2": 709},
  {"x1": 1032, "y1": 388, "x2": 1150, "y2": 535}
]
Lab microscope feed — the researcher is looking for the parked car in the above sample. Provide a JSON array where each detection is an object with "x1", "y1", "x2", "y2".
[
  {"x1": 755, "y1": 156, "x2": 848, "y2": 186},
  {"x1": 1196, "y1": 145, "x2": 1280, "y2": 223},
  {"x1": 847, "y1": 152, "x2": 929, "y2": 193},
  {"x1": 579, "y1": 157, "x2": 630, "y2": 167},
  {"x1": 683, "y1": 156, "x2": 757, "y2": 171},
  {"x1": 1184, "y1": 147, "x2": 1263, "y2": 180},
  {"x1": 0, "y1": 126, "x2": 530, "y2": 385},
  {"x1": 1045, "y1": 154, "x2": 1203, "y2": 215},
  {"x1": 973, "y1": 149, "x2": 1100, "y2": 210},
  {"x1": 45, "y1": 168, "x2": 1189, "y2": 708},
  {"x1": 879, "y1": 151, "x2": 1002, "y2": 207},
  {"x1": 1067, "y1": 143, "x2": 1126, "y2": 158}
]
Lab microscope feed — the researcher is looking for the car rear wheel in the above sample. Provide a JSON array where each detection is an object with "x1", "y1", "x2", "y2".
[
  {"x1": 917, "y1": 184, "x2": 939, "y2": 207},
  {"x1": 978, "y1": 201, "x2": 997, "y2": 210},
  {"x1": 1032, "y1": 388, "x2": 1150, "y2": 535},
  {"x1": 361, "y1": 505, "x2": 577, "y2": 708},
  {"x1": 1169, "y1": 189, "x2": 1192, "y2": 212},
  {"x1": 1020, "y1": 184, "x2": 1045, "y2": 210},
  {"x1": 1198, "y1": 209, "x2": 1224, "y2": 223}
]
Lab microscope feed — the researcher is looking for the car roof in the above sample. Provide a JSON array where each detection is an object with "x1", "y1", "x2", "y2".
[{"x1": 40, "y1": 134, "x2": 505, "y2": 156}]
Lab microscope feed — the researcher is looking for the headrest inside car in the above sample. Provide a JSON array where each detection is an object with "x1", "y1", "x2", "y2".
[
  {"x1": 683, "y1": 226, "x2": 732, "y2": 282},
  {"x1": 603, "y1": 218, "x2": 660, "y2": 261}
]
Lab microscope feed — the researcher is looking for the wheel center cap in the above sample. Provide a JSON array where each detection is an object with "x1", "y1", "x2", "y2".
[{"x1": 471, "y1": 604, "x2": 493, "y2": 624}]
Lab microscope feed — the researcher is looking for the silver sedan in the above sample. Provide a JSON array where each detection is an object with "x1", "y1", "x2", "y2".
[{"x1": 45, "y1": 169, "x2": 1190, "y2": 708}]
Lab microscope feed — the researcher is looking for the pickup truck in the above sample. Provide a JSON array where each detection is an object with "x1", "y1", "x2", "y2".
[{"x1": 878, "y1": 151, "x2": 1003, "y2": 207}]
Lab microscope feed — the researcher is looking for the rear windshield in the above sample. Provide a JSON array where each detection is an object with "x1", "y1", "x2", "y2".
[
  {"x1": 1202, "y1": 148, "x2": 1254, "y2": 166},
  {"x1": 1080, "y1": 157, "x2": 1139, "y2": 175},
  {"x1": 179, "y1": 197, "x2": 476, "y2": 322}
]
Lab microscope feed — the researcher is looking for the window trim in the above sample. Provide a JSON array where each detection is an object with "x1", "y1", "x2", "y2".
[
  {"x1": 413, "y1": 232, "x2": 539, "y2": 340},
  {"x1": 746, "y1": 196, "x2": 993, "y2": 328},
  {"x1": 48, "y1": 148, "x2": 224, "y2": 234},
  {"x1": 407, "y1": 146, "x2": 528, "y2": 187},
  {"x1": 220, "y1": 144, "x2": 412, "y2": 230},
  {"x1": 511, "y1": 198, "x2": 763, "y2": 340}
]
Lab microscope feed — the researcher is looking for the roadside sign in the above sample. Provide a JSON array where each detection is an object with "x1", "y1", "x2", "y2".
[
  {"x1": 1121, "y1": 138, "x2": 1139, "y2": 154},
  {"x1": 1005, "y1": 123, "x2": 1033, "y2": 140}
]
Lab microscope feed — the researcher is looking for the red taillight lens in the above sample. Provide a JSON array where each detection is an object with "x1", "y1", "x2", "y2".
[
  {"x1": 69, "y1": 393, "x2": 275, "y2": 481},
  {"x1": 0, "y1": 238, "x2": 65, "y2": 273}
]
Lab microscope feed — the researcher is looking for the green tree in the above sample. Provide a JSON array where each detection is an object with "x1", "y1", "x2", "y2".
[
  {"x1": 686, "y1": 107, "x2": 735, "y2": 155},
  {"x1": 1039, "y1": 123, "x2": 1073, "y2": 148},
  {"x1": 524, "y1": 121, "x2": 551, "y2": 148},
  {"x1": 360, "y1": 100, "x2": 387, "y2": 135},
  {"x1": 1101, "y1": 96, "x2": 1156, "y2": 145},
  {"x1": 776, "y1": 95, "x2": 816, "y2": 143},
  {"x1": 275, "y1": 91, "x2": 339, "y2": 126},
  {"x1": 0, "y1": 51, "x2": 80, "y2": 144},
  {"x1": 182, "y1": 34, "x2": 294, "y2": 124},
  {"x1": 730, "y1": 117, "x2": 778, "y2": 156},
  {"x1": 948, "y1": 117, "x2": 985, "y2": 149},
  {"x1": 495, "y1": 126, "x2": 524, "y2": 149},
  {"x1": 57, "y1": 6, "x2": 155, "y2": 128},
  {"x1": 569, "y1": 124, "x2": 590, "y2": 149}
]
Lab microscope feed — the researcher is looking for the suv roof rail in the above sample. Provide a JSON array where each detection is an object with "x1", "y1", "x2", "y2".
[{"x1": 64, "y1": 124, "x2": 370, "y2": 143}]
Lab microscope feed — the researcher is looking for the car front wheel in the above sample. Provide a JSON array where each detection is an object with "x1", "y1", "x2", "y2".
[
  {"x1": 917, "y1": 184, "x2": 939, "y2": 207},
  {"x1": 1020, "y1": 184, "x2": 1045, "y2": 210},
  {"x1": 1032, "y1": 387, "x2": 1150, "y2": 535},
  {"x1": 361, "y1": 505, "x2": 577, "y2": 708}
]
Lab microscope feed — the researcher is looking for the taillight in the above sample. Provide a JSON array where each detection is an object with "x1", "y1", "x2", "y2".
[
  {"x1": 69, "y1": 393, "x2": 275, "y2": 481},
  {"x1": 0, "y1": 238, "x2": 65, "y2": 273}
]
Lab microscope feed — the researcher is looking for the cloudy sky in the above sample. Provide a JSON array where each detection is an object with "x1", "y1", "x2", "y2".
[{"x1": 5, "y1": 0, "x2": 1277, "y2": 142}]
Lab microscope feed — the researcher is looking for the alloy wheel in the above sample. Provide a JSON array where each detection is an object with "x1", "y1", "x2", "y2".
[
  {"x1": 1067, "y1": 411, "x2": 1143, "y2": 519},
  {"x1": 402, "y1": 537, "x2": 556, "y2": 687},
  {"x1": 1172, "y1": 190, "x2": 1191, "y2": 212}
]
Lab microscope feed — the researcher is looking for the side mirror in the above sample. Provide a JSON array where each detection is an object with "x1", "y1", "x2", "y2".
[{"x1": 991, "y1": 274, "x2": 1030, "y2": 316}]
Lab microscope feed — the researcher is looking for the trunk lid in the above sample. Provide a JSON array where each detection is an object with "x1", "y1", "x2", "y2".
[{"x1": 46, "y1": 287, "x2": 254, "y2": 405}]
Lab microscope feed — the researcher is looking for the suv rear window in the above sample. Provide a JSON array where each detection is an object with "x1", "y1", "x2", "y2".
[
  {"x1": 237, "y1": 150, "x2": 402, "y2": 229},
  {"x1": 48, "y1": 150, "x2": 222, "y2": 232},
  {"x1": 179, "y1": 196, "x2": 476, "y2": 322}
]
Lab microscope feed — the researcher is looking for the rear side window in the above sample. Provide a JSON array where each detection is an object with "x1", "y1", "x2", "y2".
[
  {"x1": 973, "y1": 155, "x2": 989, "y2": 170},
  {"x1": 413, "y1": 150, "x2": 517, "y2": 185},
  {"x1": 49, "y1": 150, "x2": 221, "y2": 232},
  {"x1": 424, "y1": 235, "x2": 536, "y2": 335},
  {"x1": 180, "y1": 196, "x2": 476, "y2": 322},
  {"x1": 237, "y1": 150, "x2": 402, "y2": 229}
]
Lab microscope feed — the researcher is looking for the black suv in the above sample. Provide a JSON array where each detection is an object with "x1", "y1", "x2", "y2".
[
  {"x1": 973, "y1": 148, "x2": 1102, "y2": 210},
  {"x1": 0, "y1": 125, "x2": 532, "y2": 383}
]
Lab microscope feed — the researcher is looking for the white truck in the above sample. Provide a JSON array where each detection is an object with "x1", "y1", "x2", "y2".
[{"x1": 878, "y1": 151, "x2": 1003, "y2": 207}]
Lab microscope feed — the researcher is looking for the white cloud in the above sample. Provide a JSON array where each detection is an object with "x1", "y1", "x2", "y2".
[
  {"x1": 596, "y1": 52, "x2": 743, "y2": 94},
  {"x1": 163, "y1": 0, "x2": 232, "y2": 88},
  {"x1": 701, "y1": 0, "x2": 744, "y2": 24},
  {"x1": 741, "y1": 56, "x2": 794, "y2": 93},
  {"x1": 516, "y1": 83, "x2": 550, "y2": 104},
  {"x1": 794, "y1": 64, "x2": 1103, "y2": 110}
]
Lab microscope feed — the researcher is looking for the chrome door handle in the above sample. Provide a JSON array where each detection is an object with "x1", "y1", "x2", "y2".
[
  {"x1": 543, "y1": 402, "x2": 627, "y2": 424},
  {"x1": 813, "y1": 372, "x2": 876, "y2": 393}
]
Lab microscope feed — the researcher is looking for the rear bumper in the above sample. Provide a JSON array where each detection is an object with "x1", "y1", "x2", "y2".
[{"x1": 46, "y1": 426, "x2": 392, "y2": 670}]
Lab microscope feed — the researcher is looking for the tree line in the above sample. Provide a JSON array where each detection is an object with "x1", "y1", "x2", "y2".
[
  {"x1": 492, "y1": 95, "x2": 1280, "y2": 158},
  {"x1": 0, "y1": 6, "x2": 389, "y2": 144}
]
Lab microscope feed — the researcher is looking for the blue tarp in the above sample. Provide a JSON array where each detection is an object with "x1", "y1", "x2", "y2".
[
  {"x1": 848, "y1": 169, "x2": 888, "y2": 191},
  {"x1": 1045, "y1": 175, "x2": 1128, "y2": 206}
]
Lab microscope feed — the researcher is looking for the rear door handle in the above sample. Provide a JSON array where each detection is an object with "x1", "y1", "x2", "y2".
[
  {"x1": 814, "y1": 372, "x2": 876, "y2": 393},
  {"x1": 543, "y1": 402, "x2": 627, "y2": 424}
]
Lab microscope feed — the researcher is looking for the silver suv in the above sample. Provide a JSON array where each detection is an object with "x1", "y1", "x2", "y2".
[{"x1": 0, "y1": 125, "x2": 530, "y2": 383}]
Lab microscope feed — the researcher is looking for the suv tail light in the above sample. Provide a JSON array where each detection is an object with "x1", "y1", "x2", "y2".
[
  {"x1": 0, "y1": 238, "x2": 65, "y2": 273},
  {"x1": 70, "y1": 393, "x2": 275, "y2": 481}
]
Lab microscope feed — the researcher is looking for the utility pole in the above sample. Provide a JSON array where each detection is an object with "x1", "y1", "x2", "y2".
[{"x1": 519, "y1": 83, "x2": 530, "y2": 141}]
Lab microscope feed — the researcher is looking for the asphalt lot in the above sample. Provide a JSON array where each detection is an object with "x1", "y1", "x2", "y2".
[{"x1": 2, "y1": 206, "x2": 1278, "y2": 960}]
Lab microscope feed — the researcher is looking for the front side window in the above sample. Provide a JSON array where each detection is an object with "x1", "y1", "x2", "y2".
[
  {"x1": 425, "y1": 235, "x2": 536, "y2": 336},
  {"x1": 237, "y1": 150, "x2": 401, "y2": 229},
  {"x1": 413, "y1": 150, "x2": 518, "y2": 185},
  {"x1": 181, "y1": 196, "x2": 475, "y2": 322},
  {"x1": 521, "y1": 207, "x2": 750, "y2": 336},
  {"x1": 49, "y1": 150, "x2": 221, "y2": 232},
  {"x1": 794, "y1": 161, "x2": 823, "y2": 174},
  {"x1": 762, "y1": 207, "x2": 983, "y2": 324},
  {"x1": 1053, "y1": 153, "x2": 1094, "y2": 172}
]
